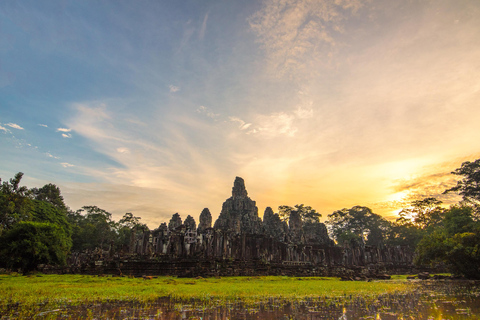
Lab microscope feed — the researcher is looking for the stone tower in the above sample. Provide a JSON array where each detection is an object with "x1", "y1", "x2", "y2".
[
  {"x1": 213, "y1": 177, "x2": 264, "y2": 234},
  {"x1": 197, "y1": 208, "x2": 212, "y2": 233}
]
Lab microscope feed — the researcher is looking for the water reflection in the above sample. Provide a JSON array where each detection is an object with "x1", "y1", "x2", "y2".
[{"x1": 30, "y1": 280, "x2": 480, "y2": 320}]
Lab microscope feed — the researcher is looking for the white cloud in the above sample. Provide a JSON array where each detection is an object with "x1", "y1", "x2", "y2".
[
  {"x1": 6, "y1": 123, "x2": 24, "y2": 130},
  {"x1": 250, "y1": 112, "x2": 297, "y2": 137},
  {"x1": 294, "y1": 101, "x2": 314, "y2": 119},
  {"x1": 199, "y1": 12, "x2": 208, "y2": 40},
  {"x1": 197, "y1": 105, "x2": 219, "y2": 119},
  {"x1": 38, "y1": 124, "x2": 48, "y2": 127},
  {"x1": 0, "y1": 125, "x2": 9, "y2": 133},
  {"x1": 45, "y1": 152, "x2": 60, "y2": 159},
  {"x1": 117, "y1": 147, "x2": 130, "y2": 154},
  {"x1": 62, "y1": 133, "x2": 72, "y2": 138},
  {"x1": 61, "y1": 162, "x2": 75, "y2": 168},
  {"x1": 57, "y1": 128, "x2": 72, "y2": 132},
  {"x1": 169, "y1": 85, "x2": 180, "y2": 93},
  {"x1": 229, "y1": 117, "x2": 252, "y2": 130}
]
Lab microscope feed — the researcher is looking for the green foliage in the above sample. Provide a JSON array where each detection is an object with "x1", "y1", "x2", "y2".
[
  {"x1": 414, "y1": 205, "x2": 480, "y2": 279},
  {"x1": 414, "y1": 231, "x2": 448, "y2": 266},
  {"x1": 31, "y1": 183, "x2": 68, "y2": 211},
  {"x1": 443, "y1": 205, "x2": 474, "y2": 235},
  {"x1": 0, "y1": 274, "x2": 412, "y2": 310},
  {"x1": 0, "y1": 221, "x2": 71, "y2": 273},
  {"x1": 67, "y1": 206, "x2": 118, "y2": 251},
  {"x1": 0, "y1": 173, "x2": 33, "y2": 234},
  {"x1": 31, "y1": 199, "x2": 71, "y2": 236},
  {"x1": 327, "y1": 206, "x2": 389, "y2": 246},
  {"x1": 117, "y1": 212, "x2": 147, "y2": 250},
  {"x1": 384, "y1": 222, "x2": 425, "y2": 248}
]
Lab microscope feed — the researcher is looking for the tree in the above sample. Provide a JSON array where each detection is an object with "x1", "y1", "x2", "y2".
[
  {"x1": 31, "y1": 183, "x2": 68, "y2": 211},
  {"x1": 118, "y1": 212, "x2": 145, "y2": 230},
  {"x1": 0, "y1": 172, "x2": 29, "y2": 197},
  {"x1": 0, "y1": 172, "x2": 32, "y2": 233},
  {"x1": 67, "y1": 206, "x2": 117, "y2": 251},
  {"x1": 397, "y1": 198, "x2": 445, "y2": 230},
  {"x1": 414, "y1": 205, "x2": 480, "y2": 279},
  {"x1": 384, "y1": 222, "x2": 425, "y2": 248},
  {"x1": 327, "y1": 206, "x2": 389, "y2": 246},
  {"x1": 0, "y1": 221, "x2": 71, "y2": 273},
  {"x1": 117, "y1": 212, "x2": 147, "y2": 250},
  {"x1": 278, "y1": 204, "x2": 321, "y2": 223},
  {"x1": 31, "y1": 200, "x2": 71, "y2": 236},
  {"x1": 444, "y1": 158, "x2": 480, "y2": 216}
]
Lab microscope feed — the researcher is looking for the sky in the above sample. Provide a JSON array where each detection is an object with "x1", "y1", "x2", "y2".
[{"x1": 1, "y1": 0, "x2": 480, "y2": 228}]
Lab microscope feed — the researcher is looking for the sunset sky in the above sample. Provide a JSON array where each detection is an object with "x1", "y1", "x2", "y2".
[{"x1": 1, "y1": 0, "x2": 479, "y2": 227}]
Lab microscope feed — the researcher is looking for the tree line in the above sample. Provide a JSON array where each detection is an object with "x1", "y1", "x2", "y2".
[{"x1": 1, "y1": 158, "x2": 480, "y2": 277}]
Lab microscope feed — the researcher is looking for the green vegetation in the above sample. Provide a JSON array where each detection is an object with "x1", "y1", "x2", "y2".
[
  {"x1": 0, "y1": 221, "x2": 71, "y2": 273},
  {"x1": 0, "y1": 274, "x2": 413, "y2": 310}
]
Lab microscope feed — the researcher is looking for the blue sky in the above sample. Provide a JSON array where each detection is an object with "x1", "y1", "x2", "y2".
[{"x1": 1, "y1": 0, "x2": 480, "y2": 227}]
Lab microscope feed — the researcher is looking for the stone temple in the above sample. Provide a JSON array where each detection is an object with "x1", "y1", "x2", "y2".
[{"x1": 60, "y1": 177, "x2": 414, "y2": 277}]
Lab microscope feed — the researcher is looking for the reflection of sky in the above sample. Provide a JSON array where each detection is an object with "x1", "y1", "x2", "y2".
[{"x1": 1, "y1": 0, "x2": 478, "y2": 227}]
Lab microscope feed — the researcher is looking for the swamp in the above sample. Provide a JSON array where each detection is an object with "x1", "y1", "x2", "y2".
[{"x1": 1, "y1": 274, "x2": 480, "y2": 319}]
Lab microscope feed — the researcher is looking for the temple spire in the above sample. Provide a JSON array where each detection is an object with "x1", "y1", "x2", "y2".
[{"x1": 232, "y1": 176, "x2": 248, "y2": 199}]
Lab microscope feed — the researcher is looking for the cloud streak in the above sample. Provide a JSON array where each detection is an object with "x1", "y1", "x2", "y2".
[{"x1": 6, "y1": 123, "x2": 24, "y2": 130}]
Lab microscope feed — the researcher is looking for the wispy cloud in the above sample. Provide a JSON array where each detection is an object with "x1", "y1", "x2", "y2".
[
  {"x1": 62, "y1": 133, "x2": 72, "y2": 138},
  {"x1": 57, "y1": 128, "x2": 72, "y2": 132},
  {"x1": 197, "y1": 106, "x2": 219, "y2": 119},
  {"x1": 0, "y1": 125, "x2": 9, "y2": 133},
  {"x1": 199, "y1": 12, "x2": 208, "y2": 40},
  {"x1": 38, "y1": 124, "x2": 48, "y2": 128},
  {"x1": 169, "y1": 85, "x2": 180, "y2": 93},
  {"x1": 45, "y1": 152, "x2": 60, "y2": 159},
  {"x1": 229, "y1": 117, "x2": 252, "y2": 130},
  {"x1": 117, "y1": 147, "x2": 130, "y2": 154},
  {"x1": 250, "y1": 112, "x2": 297, "y2": 137},
  {"x1": 248, "y1": 0, "x2": 365, "y2": 78},
  {"x1": 61, "y1": 162, "x2": 75, "y2": 168},
  {"x1": 6, "y1": 123, "x2": 24, "y2": 130}
]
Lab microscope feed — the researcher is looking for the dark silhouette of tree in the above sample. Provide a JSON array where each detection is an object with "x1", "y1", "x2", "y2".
[
  {"x1": 327, "y1": 206, "x2": 389, "y2": 246},
  {"x1": 397, "y1": 197, "x2": 445, "y2": 230},
  {"x1": 278, "y1": 204, "x2": 321, "y2": 223},
  {"x1": 444, "y1": 158, "x2": 480, "y2": 216}
]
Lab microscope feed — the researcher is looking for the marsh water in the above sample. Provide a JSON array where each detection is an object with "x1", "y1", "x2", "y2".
[{"x1": 16, "y1": 281, "x2": 480, "y2": 319}]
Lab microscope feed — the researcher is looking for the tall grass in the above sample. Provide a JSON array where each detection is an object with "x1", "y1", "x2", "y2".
[{"x1": 0, "y1": 274, "x2": 413, "y2": 308}]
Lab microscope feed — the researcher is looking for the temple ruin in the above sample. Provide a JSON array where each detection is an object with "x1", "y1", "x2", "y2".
[{"x1": 60, "y1": 177, "x2": 414, "y2": 277}]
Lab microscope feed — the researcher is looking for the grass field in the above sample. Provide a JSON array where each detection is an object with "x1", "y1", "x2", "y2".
[
  {"x1": 0, "y1": 274, "x2": 414, "y2": 308},
  {"x1": 4, "y1": 274, "x2": 480, "y2": 319}
]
